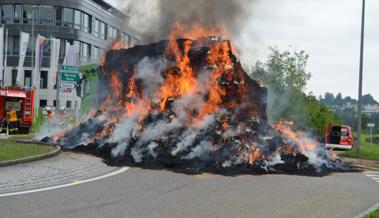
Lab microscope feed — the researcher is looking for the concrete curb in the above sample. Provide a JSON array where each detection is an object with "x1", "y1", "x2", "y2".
[
  {"x1": 353, "y1": 201, "x2": 379, "y2": 218},
  {"x1": 0, "y1": 141, "x2": 61, "y2": 167}
]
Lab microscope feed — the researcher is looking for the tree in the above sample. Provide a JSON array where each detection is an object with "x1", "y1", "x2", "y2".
[{"x1": 251, "y1": 47, "x2": 341, "y2": 136}]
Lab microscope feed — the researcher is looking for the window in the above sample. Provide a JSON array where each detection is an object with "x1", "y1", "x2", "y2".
[
  {"x1": 92, "y1": 18, "x2": 99, "y2": 37},
  {"x1": 13, "y1": 36, "x2": 20, "y2": 55},
  {"x1": 63, "y1": 8, "x2": 74, "y2": 27},
  {"x1": 100, "y1": 22, "x2": 107, "y2": 40},
  {"x1": 55, "y1": 7, "x2": 63, "y2": 26},
  {"x1": 39, "y1": 100, "x2": 47, "y2": 107},
  {"x1": 14, "y1": 5, "x2": 22, "y2": 23},
  {"x1": 40, "y1": 5, "x2": 54, "y2": 25},
  {"x1": 27, "y1": 36, "x2": 35, "y2": 55},
  {"x1": 1, "y1": 5, "x2": 13, "y2": 24},
  {"x1": 74, "y1": 10, "x2": 81, "y2": 29},
  {"x1": 23, "y1": 5, "x2": 38, "y2": 24},
  {"x1": 53, "y1": 100, "x2": 57, "y2": 107},
  {"x1": 66, "y1": 101, "x2": 72, "y2": 109},
  {"x1": 24, "y1": 70, "x2": 32, "y2": 88},
  {"x1": 40, "y1": 71, "x2": 48, "y2": 89},
  {"x1": 11, "y1": 70, "x2": 18, "y2": 86},
  {"x1": 44, "y1": 39, "x2": 51, "y2": 56},
  {"x1": 108, "y1": 26, "x2": 118, "y2": 40},
  {"x1": 81, "y1": 42, "x2": 91, "y2": 63},
  {"x1": 83, "y1": 13, "x2": 91, "y2": 33}
]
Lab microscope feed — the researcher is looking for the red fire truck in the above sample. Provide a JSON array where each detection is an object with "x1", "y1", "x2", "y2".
[{"x1": 0, "y1": 87, "x2": 35, "y2": 134}]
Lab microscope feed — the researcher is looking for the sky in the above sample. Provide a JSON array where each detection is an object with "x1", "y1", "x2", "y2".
[{"x1": 105, "y1": 0, "x2": 379, "y2": 100}]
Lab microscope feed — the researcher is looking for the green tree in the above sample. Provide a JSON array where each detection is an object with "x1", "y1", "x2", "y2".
[{"x1": 251, "y1": 47, "x2": 341, "y2": 136}]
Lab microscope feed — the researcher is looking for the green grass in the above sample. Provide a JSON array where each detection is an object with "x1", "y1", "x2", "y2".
[
  {"x1": 341, "y1": 133, "x2": 379, "y2": 161},
  {"x1": 365, "y1": 210, "x2": 379, "y2": 218},
  {"x1": 0, "y1": 140, "x2": 56, "y2": 162}
]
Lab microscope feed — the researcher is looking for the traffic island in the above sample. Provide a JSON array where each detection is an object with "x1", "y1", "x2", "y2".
[{"x1": 0, "y1": 140, "x2": 61, "y2": 167}]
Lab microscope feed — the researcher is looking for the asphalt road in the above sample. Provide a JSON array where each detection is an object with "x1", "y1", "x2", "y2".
[{"x1": 0, "y1": 154, "x2": 379, "y2": 218}]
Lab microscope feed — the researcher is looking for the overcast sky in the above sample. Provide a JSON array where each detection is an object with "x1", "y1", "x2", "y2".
[{"x1": 105, "y1": 0, "x2": 379, "y2": 100}]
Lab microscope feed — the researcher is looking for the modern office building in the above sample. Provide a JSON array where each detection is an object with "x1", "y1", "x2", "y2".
[{"x1": 0, "y1": 0, "x2": 140, "y2": 111}]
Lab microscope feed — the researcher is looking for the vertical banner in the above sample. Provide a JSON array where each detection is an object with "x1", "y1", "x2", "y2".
[
  {"x1": 0, "y1": 25, "x2": 4, "y2": 84},
  {"x1": 64, "y1": 44, "x2": 79, "y2": 66},
  {"x1": 63, "y1": 41, "x2": 70, "y2": 65},
  {"x1": 50, "y1": 38, "x2": 61, "y2": 85},
  {"x1": 17, "y1": 31, "x2": 30, "y2": 86},
  {"x1": 33, "y1": 35, "x2": 45, "y2": 88}
]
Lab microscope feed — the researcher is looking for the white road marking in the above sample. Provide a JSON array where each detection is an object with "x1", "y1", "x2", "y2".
[
  {"x1": 363, "y1": 171, "x2": 379, "y2": 184},
  {"x1": 0, "y1": 167, "x2": 129, "y2": 198}
]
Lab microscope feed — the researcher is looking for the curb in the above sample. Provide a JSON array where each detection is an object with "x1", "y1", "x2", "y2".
[
  {"x1": 0, "y1": 142, "x2": 61, "y2": 167},
  {"x1": 353, "y1": 201, "x2": 379, "y2": 218}
]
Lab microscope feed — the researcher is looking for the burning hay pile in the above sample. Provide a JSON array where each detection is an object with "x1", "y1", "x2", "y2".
[{"x1": 43, "y1": 37, "x2": 343, "y2": 173}]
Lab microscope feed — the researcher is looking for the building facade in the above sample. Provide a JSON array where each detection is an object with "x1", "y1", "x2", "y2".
[{"x1": 0, "y1": 0, "x2": 139, "y2": 111}]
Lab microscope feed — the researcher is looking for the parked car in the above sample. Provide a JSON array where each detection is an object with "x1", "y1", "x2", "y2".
[{"x1": 325, "y1": 124, "x2": 353, "y2": 150}]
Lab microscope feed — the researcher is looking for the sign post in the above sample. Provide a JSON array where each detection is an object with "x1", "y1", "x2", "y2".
[
  {"x1": 367, "y1": 123, "x2": 375, "y2": 144},
  {"x1": 58, "y1": 65, "x2": 80, "y2": 110}
]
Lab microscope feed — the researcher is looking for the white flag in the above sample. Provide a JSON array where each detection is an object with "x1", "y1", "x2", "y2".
[
  {"x1": 0, "y1": 25, "x2": 4, "y2": 82},
  {"x1": 63, "y1": 41, "x2": 70, "y2": 65},
  {"x1": 64, "y1": 44, "x2": 79, "y2": 66},
  {"x1": 17, "y1": 31, "x2": 30, "y2": 86},
  {"x1": 33, "y1": 35, "x2": 45, "y2": 88},
  {"x1": 50, "y1": 38, "x2": 61, "y2": 85}
]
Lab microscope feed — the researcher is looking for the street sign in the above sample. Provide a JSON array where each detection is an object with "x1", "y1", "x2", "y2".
[
  {"x1": 60, "y1": 65, "x2": 80, "y2": 82},
  {"x1": 61, "y1": 72, "x2": 80, "y2": 82},
  {"x1": 60, "y1": 82, "x2": 76, "y2": 89},
  {"x1": 61, "y1": 65, "x2": 78, "y2": 72},
  {"x1": 367, "y1": 123, "x2": 375, "y2": 128}
]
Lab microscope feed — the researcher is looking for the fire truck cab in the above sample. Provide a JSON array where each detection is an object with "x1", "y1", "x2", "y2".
[
  {"x1": 325, "y1": 124, "x2": 353, "y2": 150},
  {"x1": 0, "y1": 87, "x2": 35, "y2": 134}
]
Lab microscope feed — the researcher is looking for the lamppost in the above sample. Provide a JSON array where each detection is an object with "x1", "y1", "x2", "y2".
[
  {"x1": 356, "y1": 0, "x2": 366, "y2": 153},
  {"x1": 31, "y1": 5, "x2": 39, "y2": 120}
]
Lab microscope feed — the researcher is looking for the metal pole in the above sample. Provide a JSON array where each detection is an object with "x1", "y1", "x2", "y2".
[
  {"x1": 32, "y1": 6, "x2": 39, "y2": 121},
  {"x1": 356, "y1": 0, "x2": 366, "y2": 153}
]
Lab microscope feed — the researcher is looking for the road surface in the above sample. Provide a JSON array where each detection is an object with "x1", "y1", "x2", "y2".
[{"x1": 0, "y1": 152, "x2": 378, "y2": 218}]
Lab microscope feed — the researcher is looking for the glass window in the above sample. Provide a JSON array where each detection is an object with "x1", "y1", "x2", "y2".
[
  {"x1": 40, "y1": 71, "x2": 48, "y2": 89},
  {"x1": 100, "y1": 22, "x2": 106, "y2": 40},
  {"x1": 63, "y1": 8, "x2": 73, "y2": 27},
  {"x1": 74, "y1": 10, "x2": 81, "y2": 29},
  {"x1": 44, "y1": 39, "x2": 51, "y2": 56},
  {"x1": 26, "y1": 36, "x2": 35, "y2": 55},
  {"x1": 66, "y1": 101, "x2": 72, "y2": 109},
  {"x1": 92, "y1": 18, "x2": 99, "y2": 37},
  {"x1": 14, "y1": 5, "x2": 22, "y2": 23},
  {"x1": 1, "y1": 4, "x2": 13, "y2": 24},
  {"x1": 39, "y1": 100, "x2": 47, "y2": 107},
  {"x1": 11, "y1": 70, "x2": 18, "y2": 86},
  {"x1": 40, "y1": 5, "x2": 54, "y2": 25},
  {"x1": 23, "y1": 5, "x2": 38, "y2": 24},
  {"x1": 24, "y1": 70, "x2": 32, "y2": 88},
  {"x1": 56, "y1": 7, "x2": 63, "y2": 26},
  {"x1": 13, "y1": 36, "x2": 20, "y2": 55},
  {"x1": 83, "y1": 13, "x2": 90, "y2": 33}
]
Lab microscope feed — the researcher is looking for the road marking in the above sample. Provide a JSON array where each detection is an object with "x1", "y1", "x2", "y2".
[
  {"x1": 363, "y1": 171, "x2": 379, "y2": 184},
  {"x1": 0, "y1": 167, "x2": 129, "y2": 198}
]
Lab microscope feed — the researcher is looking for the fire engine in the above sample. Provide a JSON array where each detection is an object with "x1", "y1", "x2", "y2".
[{"x1": 0, "y1": 87, "x2": 35, "y2": 134}]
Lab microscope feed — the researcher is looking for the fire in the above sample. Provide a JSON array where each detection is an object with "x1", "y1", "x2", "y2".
[
  {"x1": 274, "y1": 120, "x2": 318, "y2": 153},
  {"x1": 44, "y1": 23, "x2": 340, "y2": 173}
]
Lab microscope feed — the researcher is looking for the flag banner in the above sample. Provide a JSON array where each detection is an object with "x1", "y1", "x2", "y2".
[
  {"x1": 50, "y1": 38, "x2": 61, "y2": 85},
  {"x1": 0, "y1": 25, "x2": 4, "y2": 82},
  {"x1": 33, "y1": 35, "x2": 46, "y2": 88},
  {"x1": 64, "y1": 44, "x2": 79, "y2": 66},
  {"x1": 63, "y1": 41, "x2": 70, "y2": 65},
  {"x1": 17, "y1": 31, "x2": 30, "y2": 86}
]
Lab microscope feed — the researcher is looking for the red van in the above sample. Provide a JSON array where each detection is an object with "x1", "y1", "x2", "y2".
[{"x1": 325, "y1": 124, "x2": 353, "y2": 150}]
